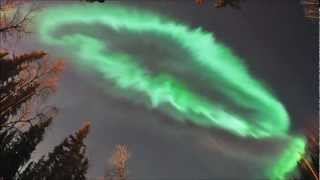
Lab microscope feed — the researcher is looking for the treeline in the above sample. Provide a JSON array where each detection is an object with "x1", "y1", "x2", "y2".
[
  {"x1": 0, "y1": 50, "x2": 90, "y2": 180},
  {"x1": 0, "y1": 49, "x2": 130, "y2": 180},
  {"x1": 0, "y1": 0, "x2": 130, "y2": 179}
]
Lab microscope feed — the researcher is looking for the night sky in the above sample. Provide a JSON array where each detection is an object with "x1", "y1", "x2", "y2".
[{"x1": 2, "y1": 0, "x2": 318, "y2": 179}]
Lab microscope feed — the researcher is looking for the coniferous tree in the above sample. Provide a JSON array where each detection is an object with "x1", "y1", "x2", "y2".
[
  {"x1": 0, "y1": 50, "x2": 51, "y2": 122},
  {"x1": 0, "y1": 111, "x2": 55, "y2": 179},
  {"x1": 0, "y1": 50, "x2": 64, "y2": 179},
  {"x1": 0, "y1": 51, "x2": 92, "y2": 180},
  {"x1": 19, "y1": 122, "x2": 91, "y2": 180},
  {"x1": 0, "y1": 50, "x2": 63, "y2": 129},
  {"x1": 0, "y1": 2, "x2": 93, "y2": 179}
]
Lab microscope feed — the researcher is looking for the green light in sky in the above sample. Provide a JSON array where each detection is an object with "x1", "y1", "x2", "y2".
[
  {"x1": 267, "y1": 136, "x2": 306, "y2": 179},
  {"x1": 34, "y1": 4, "x2": 306, "y2": 179}
]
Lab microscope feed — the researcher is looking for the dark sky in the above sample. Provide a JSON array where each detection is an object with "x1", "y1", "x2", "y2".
[{"x1": 3, "y1": 0, "x2": 318, "y2": 179}]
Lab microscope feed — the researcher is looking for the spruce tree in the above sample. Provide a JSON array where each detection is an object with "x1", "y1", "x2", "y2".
[
  {"x1": 0, "y1": 112, "x2": 54, "y2": 179},
  {"x1": 0, "y1": 50, "x2": 64, "y2": 180},
  {"x1": 0, "y1": 50, "x2": 48, "y2": 122},
  {"x1": 19, "y1": 122, "x2": 91, "y2": 180},
  {"x1": 1, "y1": 2, "x2": 93, "y2": 179}
]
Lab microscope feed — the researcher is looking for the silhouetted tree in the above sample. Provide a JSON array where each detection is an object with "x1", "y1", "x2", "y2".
[
  {"x1": 294, "y1": 132, "x2": 319, "y2": 180},
  {"x1": 0, "y1": 0, "x2": 37, "y2": 42},
  {"x1": 0, "y1": 50, "x2": 64, "y2": 179},
  {"x1": 215, "y1": 0, "x2": 244, "y2": 8},
  {"x1": 0, "y1": 1, "x2": 95, "y2": 179},
  {"x1": 19, "y1": 122, "x2": 91, "y2": 180},
  {"x1": 195, "y1": 0, "x2": 245, "y2": 9},
  {"x1": 0, "y1": 51, "x2": 92, "y2": 180},
  {"x1": 0, "y1": 110, "x2": 55, "y2": 179},
  {"x1": 0, "y1": 50, "x2": 57, "y2": 121}
]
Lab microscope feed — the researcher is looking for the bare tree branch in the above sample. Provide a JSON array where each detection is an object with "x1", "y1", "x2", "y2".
[{"x1": 0, "y1": 0, "x2": 37, "y2": 42}]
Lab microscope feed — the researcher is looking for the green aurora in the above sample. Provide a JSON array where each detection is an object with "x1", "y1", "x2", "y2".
[{"x1": 34, "y1": 4, "x2": 306, "y2": 179}]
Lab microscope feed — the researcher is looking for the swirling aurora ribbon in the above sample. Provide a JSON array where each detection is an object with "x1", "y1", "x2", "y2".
[{"x1": 34, "y1": 4, "x2": 306, "y2": 179}]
